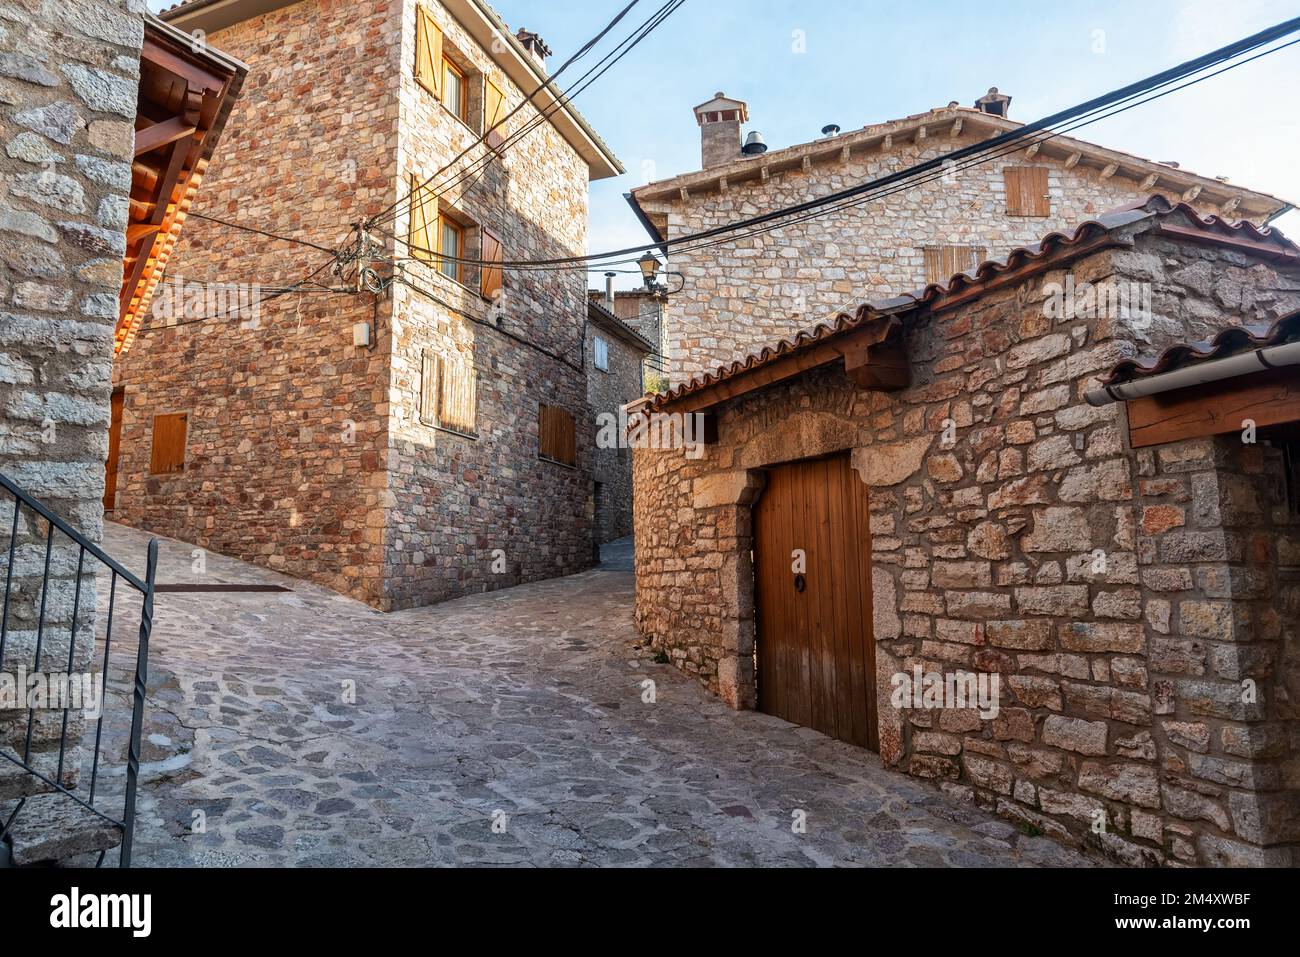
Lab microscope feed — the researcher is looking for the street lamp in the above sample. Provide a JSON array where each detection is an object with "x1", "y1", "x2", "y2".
[{"x1": 637, "y1": 251, "x2": 662, "y2": 291}]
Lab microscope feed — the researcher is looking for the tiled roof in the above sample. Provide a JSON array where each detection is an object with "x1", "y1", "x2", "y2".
[
  {"x1": 1103, "y1": 313, "x2": 1300, "y2": 385},
  {"x1": 587, "y1": 299, "x2": 655, "y2": 354},
  {"x1": 644, "y1": 195, "x2": 1298, "y2": 411}
]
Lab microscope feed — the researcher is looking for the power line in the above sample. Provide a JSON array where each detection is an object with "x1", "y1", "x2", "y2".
[
  {"x1": 376, "y1": 15, "x2": 1300, "y2": 272},
  {"x1": 372, "y1": 0, "x2": 684, "y2": 233},
  {"x1": 186, "y1": 210, "x2": 345, "y2": 255},
  {"x1": 365, "y1": 0, "x2": 647, "y2": 229}
]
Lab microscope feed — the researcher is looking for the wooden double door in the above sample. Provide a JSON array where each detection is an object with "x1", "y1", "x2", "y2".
[{"x1": 754, "y1": 453, "x2": 877, "y2": 751}]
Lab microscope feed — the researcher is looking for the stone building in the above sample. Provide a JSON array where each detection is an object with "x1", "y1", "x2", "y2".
[
  {"x1": 586, "y1": 297, "x2": 651, "y2": 546},
  {"x1": 1, "y1": 4, "x2": 243, "y2": 861},
  {"x1": 631, "y1": 197, "x2": 1300, "y2": 866},
  {"x1": 628, "y1": 90, "x2": 1292, "y2": 385},
  {"x1": 589, "y1": 286, "x2": 669, "y2": 390},
  {"x1": 110, "y1": 0, "x2": 623, "y2": 610}
]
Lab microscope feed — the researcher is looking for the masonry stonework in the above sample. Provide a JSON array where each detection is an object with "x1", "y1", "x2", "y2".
[
  {"x1": 633, "y1": 206, "x2": 1300, "y2": 866},
  {"x1": 632, "y1": 106, "x2": 1285, "y2": 386},
  {"x1": 0, "y1": 0, "x2": 145, "y2": 795},
  {"x1": 112, "y1": 0, "x2": 608, "y2": 610}
]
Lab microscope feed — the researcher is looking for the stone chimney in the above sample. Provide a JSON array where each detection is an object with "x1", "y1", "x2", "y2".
[
  {"x1": 516, "y1": 29, "x2": 551, "y2": 71},
  {"x1": 694, "y1": 92, "x2": 749, "y2": 169},
  {"x1": 974, "y1": 87, "x2": 1012, "y2": 118}
]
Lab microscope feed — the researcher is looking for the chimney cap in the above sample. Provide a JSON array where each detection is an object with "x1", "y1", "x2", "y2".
[
  {"x1": 693, "y1": 92, "x2": 750, "y2": 124},
  {"x1": 974, "y1": 87, "x2": 1012, "y2": 117},
  {"x1": 515, "y1": 28, "x2": 553, "y2": 59},
  {"x1": 742, "y1": 131, "x2": 768, "y2": 155}
]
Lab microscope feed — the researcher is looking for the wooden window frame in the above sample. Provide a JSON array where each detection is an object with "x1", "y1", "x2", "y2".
[
  {"x1": 421, "y1": 350, "x2": 478, "y2": 438},
  {"x1": 538, "y1": 403, "x2": 577, "y2": 468},
  {"x1": 437, "y1": 215, "x2": 465, "y2": 284},
  {"x1": 1004, "y1": 165, "x2": 1051, "y2": 217},
  {"x1": 442, "y1": 55, "x2": 468, "y2": 123},
  {"x1": 149, "y1": 412, "x2": 188, "y2": 475},
  {"x1": 923, "y1": 245, "x2": 988, "y2": 286},
  {"x1": 480, "y1": 226, "x2": 503, "y2": 301},
  {"x1": 414, "y1": 5, "x2": 443, "y2": 99}
]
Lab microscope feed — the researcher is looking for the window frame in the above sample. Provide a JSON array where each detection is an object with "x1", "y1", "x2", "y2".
[
  {"x1": 442, "y1": 55, "x2": 468, "y2": 123},
  {"x1": 538, "y1": 402, "x2": 577, "y2": 468},
  {"x1": 593, "y1": 335, "x2": 611, "y2": 372},
  {"x1": 437, "y1": 215, "x2": 465, "y2": 284},
  {"x1": 149, "y1": 412, "x2": 188, "y2": 475}
]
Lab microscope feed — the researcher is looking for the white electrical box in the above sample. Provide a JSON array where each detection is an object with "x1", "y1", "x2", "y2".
[{"x1": 352, "y1": 322, "x2": 371, "y2": 348}]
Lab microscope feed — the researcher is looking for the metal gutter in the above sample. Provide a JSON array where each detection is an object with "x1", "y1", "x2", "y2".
[{"x1": 1086, "y1": 341, "x2": 1300, "y2": 406}]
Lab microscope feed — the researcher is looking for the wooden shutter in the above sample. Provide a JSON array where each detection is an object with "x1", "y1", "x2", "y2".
[
  {"x1": 485, "y1": 78, "x2": 506, "y2": 148},
  {"x1": 419, "y1": 349, "x2": 438, "y2": 425},
  {"x1": 1005, "y1": 166, "x2": 1050, "y2": 217},
  {"x1": 437, "y1": 354, "x2": 477, "y2": 435},
  {"x1": 538, "y1": 403, "x2": 576, "y2": 467},
  {"x1": 150, "y1": 413, "x2": 188, "y2": 475},
  {"x1": 480, "y1": 227, "x2": 504, "y2": 300},
  {"x1": 415, "y1": 5, "x2": 443, "y2": 98},
  {"x1": 408, "y1": 174, "x2": 436, "y2": 265},
  {"x1": 924, "y1": 245, "x2": 988, "y2": 285}
]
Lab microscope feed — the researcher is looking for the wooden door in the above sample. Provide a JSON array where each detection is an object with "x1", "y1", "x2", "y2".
[
  {"x1": 754, "y1": 453, "x2": 877, "y2": 750},
  {"x1": 103, "y1": 388, "x2": 124, "y2": 512}
]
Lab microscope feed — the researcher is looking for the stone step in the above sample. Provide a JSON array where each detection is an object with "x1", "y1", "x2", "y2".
[{"x1": 3, "y1": 793, "x2": 122, "y2": 866}]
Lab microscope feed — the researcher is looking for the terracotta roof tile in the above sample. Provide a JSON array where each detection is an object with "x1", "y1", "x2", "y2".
[
  {"x1": 645, "y1": 195, "x2": 1298, "y2": 411},
  {"x1": 1103, "y1": 313, "x2": 1300, "y2": 385}
]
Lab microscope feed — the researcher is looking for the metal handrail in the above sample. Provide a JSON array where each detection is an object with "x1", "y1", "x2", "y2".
[{"x1": 0, "y1": 471, "x2": 158, "y2": 868}]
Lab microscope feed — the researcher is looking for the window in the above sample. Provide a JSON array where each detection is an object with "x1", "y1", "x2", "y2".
[
  {"x1": 421, "y1": 350, "x2": 478, "y2": 436},
  {"x1": 407, "y1": 176, "x2": 471, "y2": 285},
  {"x1": 480, "y1": 227, "x2": 503, "y2": 301},
  {"x1": 150, "y1": 413, "x2": 187, "y2": 475},
  {"x1": 443, "y1": 57, "x2": 468, "y2": 123},
  {"x1": 538, "y1": 403, "x2": 576, "y2": 467},
  {"x1": 1004, "y1": 166, "x2": 1050, "y2": 217},
  {"x1": 439, "y1": 217, "x2": 464, "y2": 283},
  {"x1": 923, "y1": 245, "x2": 988, "y2": 285},
  {"x1": 593, "y1": 336, "x2": 610, "y2": 372},
  {"x1": 484, "y1": 78, "x2": 507, "y2": 148},
  {"x1": 414, "y1": 5, "x2": 443, "y2": 98}
]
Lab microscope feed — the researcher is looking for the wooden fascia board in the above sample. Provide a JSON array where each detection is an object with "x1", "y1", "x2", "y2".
[
  {"x1": 658, "y1": 321, "x2": 906, "y2": 415},
  {"x1": 1126, "y1": 366, "x2": 1300, "y2": 448},
  {"x1": 1151, "y1": 224, "x2": 1300, "y2": 263}
]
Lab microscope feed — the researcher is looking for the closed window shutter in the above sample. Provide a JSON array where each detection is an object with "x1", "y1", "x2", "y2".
[
  {"x1": 150, "y1": 413, "x2": 188, "y2": 475},
  {"x1": 436, "y1": 354, "x2": 477, "y2": 435},
  {"x1": 419, "y1": 349, "x2": 437, "y2": 425},
  {"x1": 1005, "y1": 166, "x2": 1049, "y2": 217},
  {"x1": 924, "y1": 245, "x2": 988, "y2": 285},
  {"x1": 408, "y1": 174, "x2": 435, "y2": 265},
  {"x1": 480, "y1": 227, "x2": 504, "y2": 300},
  {"x1": 415, "y1": 6, "x2": 443, "y2": 98},
  {"x1": 485, "y1": 79, "x2": 506, "y2": 148},
  {"x1": 539, "y1": 403, "x2": 576, "y2": 466}
]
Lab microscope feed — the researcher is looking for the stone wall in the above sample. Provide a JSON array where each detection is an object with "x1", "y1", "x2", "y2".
[
  {"x1": 642, "y1": 133, "x2": 1271, "y2": 385},
  {"x1": 111, "y1": 0, "x2": 403, "y2": 608},
  {"x1": 379, "y1": 0, "x2": 598, "y2": 609},
  {"x1": 0, "y1": 0, "x2": 145, "y2": 793},
  {"x1": 112, "y1": 0, "x2": 603, "y2": 610},
  {"x1": 633, "y1": 213, "x2": 1300, "y2": 865},
  {"x1": 587, "y1": 320, "x2": 642, "y2": 545}
]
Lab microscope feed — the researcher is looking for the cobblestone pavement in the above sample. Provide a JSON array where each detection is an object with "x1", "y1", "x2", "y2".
[{"x1": 93, "y1": 522, "x2": 1098, "y2": 868}]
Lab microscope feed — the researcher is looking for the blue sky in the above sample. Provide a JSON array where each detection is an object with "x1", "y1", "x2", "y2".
[{"x1": 151, "y1": 0, "x2": 1300, "y2": 289}]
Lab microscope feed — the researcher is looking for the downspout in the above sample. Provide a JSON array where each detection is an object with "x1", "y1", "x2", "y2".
[{"x1": 1086, "y1": 340, "x2": 1300, "y2": 406}]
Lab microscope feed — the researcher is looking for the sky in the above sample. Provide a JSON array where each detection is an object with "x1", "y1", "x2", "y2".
[{"x1": 151, "y1": 0, "x2": 1300, "y2": 290}]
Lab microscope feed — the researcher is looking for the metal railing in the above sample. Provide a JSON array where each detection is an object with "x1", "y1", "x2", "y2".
[{"x1": 0, "y1": 472, "x2": 157, "y2": 867}]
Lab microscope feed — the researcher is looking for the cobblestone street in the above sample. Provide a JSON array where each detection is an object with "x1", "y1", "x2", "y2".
[{"x1": 97, "y1": 522, "x2": 1097, "y2": 868}]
